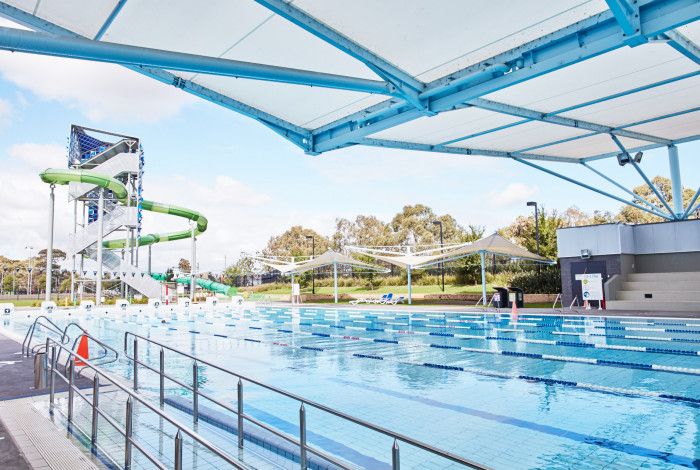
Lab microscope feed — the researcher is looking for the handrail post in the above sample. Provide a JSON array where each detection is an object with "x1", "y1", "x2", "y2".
[
  {"x1": 237, "y1": 378, "x2": 244, "y2": 448},
  {"x1": 132, "y1": 338, "x2": 138, "y2": 391},
  {"x1": 174, "y1": 430, "x2": 183, "y2": 470},
  {"x1": 392, "y1": 439, "x2": 400, "y2": 470},
  {"x1": 48, "y1": 345, "x2": 55, "y2": 414},
  {"x1": 299, "y1": 403, "x2": 307, "y2": 470},
  {"x1": 159, "y1": 348, "x2": 165, "y2": 406},
  {"x1": 124, "y1": 396, "x2": 133, "y2": 470},
  {"x1": 43, "y1": 337, "x2": 49, "y2": 385},
  {"x1": 67, "y1": 361, "x2": 74, "y2": 422},
  {"x1": 192, "y1": 361, "x2": 198, "y2": 424},
  {"x1": 91, "y1": 375, "x2": 100, "y2": 449}
]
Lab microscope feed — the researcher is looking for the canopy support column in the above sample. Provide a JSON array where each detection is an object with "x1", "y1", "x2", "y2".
[
  {"x1": 668, "y1": 145, "x2": 683, "y2": 217},
  {"x1": 479, "y1": 251, "x2": 487, "y2": 307},
  {"x1": 333, "y1": 262, "x2": 338, "y2": 304},
  {"x1": 45, "y1": 184, "x2": 55, "y2": 303},
  {"x1": 407, "y1": 266, "x2": 412, "y2": 305},
  {"x1": 95, "y1": 188, "x2": 104, "y2": 306},
  {"x1": 190, "y1": 223, "x2": 196, "y2": 301}
]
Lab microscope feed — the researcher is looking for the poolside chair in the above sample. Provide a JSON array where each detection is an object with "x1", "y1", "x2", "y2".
[
  {"x1": 376, "y1": 293, "x2": 393, "y2": 304},
  {"x1": 349, "y1": 295, "x2": 376, "y2": 305},
  {"x1": 387, "y1": 295, "x2": 405, "y2": 305}
]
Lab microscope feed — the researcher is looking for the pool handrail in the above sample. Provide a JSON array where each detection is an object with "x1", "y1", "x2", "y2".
[
  {"x1": 124, "y1": 331, "x2": 488, "y2": 470},
  {"x1": 22, "y1": 315, "x2": 67, "y2": 356},
  {"x1": 41, "y1": 337, "x2": 249, "y2": 470},
  {"x1": 60, "y1": 322, "x2": 119, "y2": 370}
]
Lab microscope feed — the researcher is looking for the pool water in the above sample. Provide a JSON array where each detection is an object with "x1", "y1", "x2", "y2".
[{"x1": 3, "y1": 306, "x2": 699, "y2": 469}]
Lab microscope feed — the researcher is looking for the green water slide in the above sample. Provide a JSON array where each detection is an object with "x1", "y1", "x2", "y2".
[
  {"x1": 40, "y1": 168, "x2": 237, "y2": 296},
  {"x1": 150, "y1": 273, "x2": 237, "y2": 296}
]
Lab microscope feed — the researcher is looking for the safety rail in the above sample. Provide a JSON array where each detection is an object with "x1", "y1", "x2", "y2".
[
  {"x1": 41, "y1": 337, "x2": 250, "y2": 470},
  {"x1": 23, "y1": 315, "x2": 67, "y2": 356},
  {"x1": 124, "y1": 331, "x2": 488, "y2": 470},
  {"x1": 60, "y1": 322, "x2": 119, "y2": 369}
]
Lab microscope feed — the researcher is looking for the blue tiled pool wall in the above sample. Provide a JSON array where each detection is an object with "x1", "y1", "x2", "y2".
[{"x1": 3, "y1": 306, "x2": 699, "y2": 469}]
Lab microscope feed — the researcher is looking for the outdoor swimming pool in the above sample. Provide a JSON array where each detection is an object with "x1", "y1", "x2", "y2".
[{"x1": 3, "y1": 305, "x2": 699, "y2": 469}]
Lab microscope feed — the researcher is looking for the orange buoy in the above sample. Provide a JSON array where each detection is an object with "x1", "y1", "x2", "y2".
[{"x1": 74, "y1": 333, "x2": 89, "y2": 366}]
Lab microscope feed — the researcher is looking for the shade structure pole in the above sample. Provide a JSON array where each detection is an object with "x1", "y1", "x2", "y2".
[
  {"x1": 190, "y1": 223, "x2": 195, "y2": 301},
  {"x1": 667, "y1": 145, "x2": 683, "y2": 217},
  {"x1": 45, "y1": 184, "x2": 55, "y2": 302},
  {"x1": 479, "y1": 251, "x2": 487, "y2": 306},
  {"x1": 291, "y1": 272, "x2": 295, "y2": 304},
  {"x1": 71, "y1": 198, "x2": 76, "y2": 305},
  {"x1": 333, "y1": 262, "x2": 338, "y2": 303},
  {"x1": 407, "y1": 265, "x2": 412, "y2": 305},
  {"x1": 95, "y1": 188, "x2": 104, "y2": 306}
]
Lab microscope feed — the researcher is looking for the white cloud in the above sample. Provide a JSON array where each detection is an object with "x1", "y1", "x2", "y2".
[
  {"x1": 0, "y1": 98, "x2": 12, "y2": 127},
  {"x1": 0, "y1": 53, "x2": 196, "y2": 122},
  {"x1": 489, "y1": 183, "x2": 539, "y2": 208},
  {"x1": 9, "y1": 143, "x2": 65, "y2": 170}
]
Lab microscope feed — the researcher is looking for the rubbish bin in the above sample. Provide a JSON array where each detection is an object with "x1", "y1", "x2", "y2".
[
  {"x1": 492, "y1": 287, "x2": 509, "y2": 308},
  {"x1": 508, "y1": 287, "x2": 524, "y2": 308}
]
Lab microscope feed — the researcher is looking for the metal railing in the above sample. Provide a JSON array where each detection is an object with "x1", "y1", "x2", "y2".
[
  {"x1": 59, "y1": 322, "x2": 119, "y2": 369},
  {"x1": 23, "y1": 315, "x2": 67, "y2": 356},
  {"x1": 41, "y1": 337, "x2": 251, "y2": 470},
  {"x1": 124, "y1": 331, "x2": 488, "y2": 470}
]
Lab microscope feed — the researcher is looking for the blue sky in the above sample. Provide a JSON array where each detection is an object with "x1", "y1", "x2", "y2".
[{"x1": 0, "y1": 43, "x2": 698, "y2": 272}]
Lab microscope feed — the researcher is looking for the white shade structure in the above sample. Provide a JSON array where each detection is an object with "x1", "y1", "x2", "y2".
[{"x1": 255, "y1": 250, "x2": 387, "y2": 303}]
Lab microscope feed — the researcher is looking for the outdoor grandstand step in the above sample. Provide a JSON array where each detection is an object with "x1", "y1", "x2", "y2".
[
  {"x1": 617, "y1": 290, "x2": 700, "y2": 301},
  {"x1": 628, "y1": 272, "x2": 700, "y2": 282},
  {"x1": 622, "y1": 281, "x2": 700, "y2": 291},
  {"x1": 606, "y1": 300, "x2": 700, "y2": 312}
]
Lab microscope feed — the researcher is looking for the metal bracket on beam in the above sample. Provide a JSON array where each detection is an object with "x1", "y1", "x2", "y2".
[
  {"x1": 605, "y1": 0, "x2": 646, "y2": 46},
  {"x1": 664, "y1": 30, "x2": 700, "y2": 64}
]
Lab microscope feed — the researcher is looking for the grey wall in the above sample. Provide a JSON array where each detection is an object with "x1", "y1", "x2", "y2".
[{"x1": 635, "y1": 251, "x2": 700, "y2": 272}]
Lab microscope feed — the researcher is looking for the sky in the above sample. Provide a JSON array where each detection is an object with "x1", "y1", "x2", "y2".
[{"x1": 0, "y1": 19, "x2": 698, "y2": 274}]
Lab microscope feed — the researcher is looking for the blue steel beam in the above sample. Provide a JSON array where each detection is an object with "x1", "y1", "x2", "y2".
[
  {"x1": 683, "y1": 187, "x2": 700, "y2": 218},
  {"x1": 664, "y1": 29, "x2": 700, "y2": 64},
  {"x1": 0, "y1": 2, "x2": 312, "y2": 150},
  {"x1": 357, "y1": 138, "x2": 591, "y2": 163},
  {"x1": 605, "y1": 0, "x2": 646, "y2": 45},
  {"x1": 513, "y1": 157, "x2": 675, "y2": 220},
  {"x1": 610, "y1": 134, "x2": 677, "y2": 217},
  {"x1": 667, "y1": 144, "x2": 684, "y2": 215},
  {"x1": 0, "y1": 26, "x2": 397, "y2": 96},
  {"x1": 253, "y1": 0, "x2": 425, "y2": 106},
  {"x1": 580, "y1": 161, "x2": 667, "y2": 211},
  {"x1": 468, "y1": 98, "x2": 671, "y2": 144},
  {"x1": 311, "y1": 0, "x2": 700, "y2": 153},
  {"x1": 584, "y1": 133, "x2": 700, "y2": 161},
  {"x1": 94, "y1": 0, "x2": 127, "y2": 40},
  {"x1": 517, "y1": 105, "x2": 700, "y2": 153}
]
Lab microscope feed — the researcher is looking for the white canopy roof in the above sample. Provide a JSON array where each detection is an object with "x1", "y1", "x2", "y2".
[
  {"x1": 426, "y1": 232, "x2": 551, "y2": 267},
  {"x1": 256, "y1": 250, "x2": 386, "y2": 274},
  {"x1": 0, "y1": 1, "x2": 696, "y2": 164}
]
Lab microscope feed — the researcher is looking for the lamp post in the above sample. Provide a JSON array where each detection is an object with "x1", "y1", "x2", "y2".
[
  {"x1": 432, "y1": 220, "x2": 444, "y2": 292},
  {"x1": 25, "y1": 246, "x2": 34, "y2": 295},
  {"x1": 305, "y1": 235, "x2": 315, "y2": 294},
  {"x1": 526, "y1": 201, "x2": 540, "y2": 272}
]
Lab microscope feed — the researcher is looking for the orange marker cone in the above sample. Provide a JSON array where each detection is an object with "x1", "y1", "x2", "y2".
[
  {"x1": 584, "y1": 299, "x2": 591, "y2": 310},
  {"x1": 511, "y1": 299, "x2": 518, "y2": 323},
  {"x1": 74, "y1": 334, "x2": 89, "y2": 366}
]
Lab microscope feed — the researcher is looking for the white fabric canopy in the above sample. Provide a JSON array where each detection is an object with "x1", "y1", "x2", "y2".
[{"x1": 284, "y1": 250, "x2": 387, "y2": 274}]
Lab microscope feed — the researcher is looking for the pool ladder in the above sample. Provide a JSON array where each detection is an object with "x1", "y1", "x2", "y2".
[{"x1": 124, "y1": 331, "x2": 489, "y2": 470}]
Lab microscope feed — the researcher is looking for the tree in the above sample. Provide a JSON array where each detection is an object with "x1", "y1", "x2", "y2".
[
  {"x1": 332, "y1": 215, "x2": 393, "y2": 251},
  {"x1": 501, "y1": 207, "x2": 565, "y2": 259},
  {"x1": 389, "y1": 204, "x2": 466, "y2": 246},
  {"x1": 264, "y1": 226, "x2": 329, "y2": 257},
  {"x1": 617, "y1": 176, "x2": 698, "y2": 223},
  {"x1": 178, "y1": 258, "x2": 191, "y2": 273},
  {"x1": 222, "y1": 256, "x2": 258, "y2": 284}
]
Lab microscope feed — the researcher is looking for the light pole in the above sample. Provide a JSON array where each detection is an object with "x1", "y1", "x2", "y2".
[
  {"x1": 526, "y1": 201, "x2": 540, "y2": 272},
  {"x1": 305, "y1": 235, "x2": 315, "y2": 295},
  {"x1": 432, "y1": 220, "x2": 444, "y2": 292},
  {"x1": 25, "y1": 246, "x2": 34, "y2": 295}
]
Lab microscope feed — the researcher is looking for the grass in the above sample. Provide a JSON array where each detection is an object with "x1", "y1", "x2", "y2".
[{"x1": 243, "y1": 284, "x2": 491, "y2": 296}]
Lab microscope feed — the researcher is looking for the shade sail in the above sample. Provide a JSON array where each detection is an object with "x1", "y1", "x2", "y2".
[{"x1": 285, "y1": 250, "x2": 387, "y2": 274}]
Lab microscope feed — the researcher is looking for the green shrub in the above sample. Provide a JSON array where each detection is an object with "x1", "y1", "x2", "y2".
[{"x1": 509, "y1": 267, "x2": 561, "y2": 294}]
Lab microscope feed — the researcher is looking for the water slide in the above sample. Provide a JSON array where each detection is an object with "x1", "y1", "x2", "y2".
[
  {"x1": 39, "y1": 168, "x2": 237, "y2": 296},
  {"x1": 150, "y1": 273, "x2": 238, "y2": 296}
]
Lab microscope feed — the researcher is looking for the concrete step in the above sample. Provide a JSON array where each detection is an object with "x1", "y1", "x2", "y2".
[
  {"x1": 622, "y1": 281, "x2": 700, "y2": 291},
  {"x1": 628, "y1": 272, "x2": 700, "y2": 282},
  {"x1": 606, "y1": 300, "x2": 700, "y2": 312},
  {"x1": 617, "y1": 290, "x2": 700, "y2": 301}
]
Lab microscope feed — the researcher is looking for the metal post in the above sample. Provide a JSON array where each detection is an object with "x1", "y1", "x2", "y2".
[
  {"x1": 159, "y1": 348, "x2": 165, "y2": 405},
  {"x1": 91, "y1": 375, "x2": 100, "y2": 448},
  {"x1": 479, "y1": 251, "x2": 487, "y2": 306},
  {"x1": 124, "y1": 396, "x2": 133, "y2": 470},
  {"x1": 237, "y1": 378, "x2": 244, "y2": 448},
  {"x1": 96, "y1": 188, "x2": 104, "y2": 306},
  {"x1": 668, "y1": 145, "x2": 683, "y2": 216},
  {"x1": 392, "y1": 439, "x2": 400, "y2": 470},
  {"x1": 67, "y1": 361, "x2": 74, "y2": 422},
  {"x1": 333, "y1": 262, "x2": 338, "y2": 304},
  {"x1": 148, "y1": 245, "x2": 152, "y2": 274},
  {"x1": 192, "y1": 361, "x2": 198, "y2": 424},
  {"x1": 132, "y1": 338, "x2": 138, "y2": 391},
  {"x1": 190, "y1": 223, "x2": 196, "y2": 301},
  {"x1": 71, "y1": 198, "x2": 76, "y2": 305},
  {"x1": 299, "y1": 403, "x2": 307, "y2": 470},
  {"x1": 174, "y1": 430, "x2": 183, "y2": 470},
  {"x1": 407, "y1": 265, "x2": 412, "y2": 305},
  {"x1": 49, "y1": 346, "x2": 55, "y2": 413},
  {"x1": 45, "y1": 184, "x2": 55, "y2": 302}
]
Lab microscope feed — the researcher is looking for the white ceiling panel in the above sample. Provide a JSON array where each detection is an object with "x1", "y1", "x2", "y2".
[
  {"x1": 678, "y1": 20, "x2": 700, "y2": 43},
  {"x1": 33, "y1": 0, "x2": 119, "y2": 38},
  {"x1": 369, "y1": 107, "x2": 522, "y2": 145},
  {"x1": 294, "y1": 0, "x2": 608, "y2": 81},
  {"x1": 536, "y1": 134, "x2": 651, "y2": 159},
  {"x1": 449, "y1": 121, "x2": 591, "y2": 152},
  {"x1": 485, "y1": 44, "x2": 697, "y2": 113},
  {"x1": 625, "y1": 110, "x2": 700, "y2": 141},
  {"x1": 560, "y1": 75, "x2": 700, "y2": 127},
  {"x1": 192, "y1": 75, "x2": 379, "y2": 127}
]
